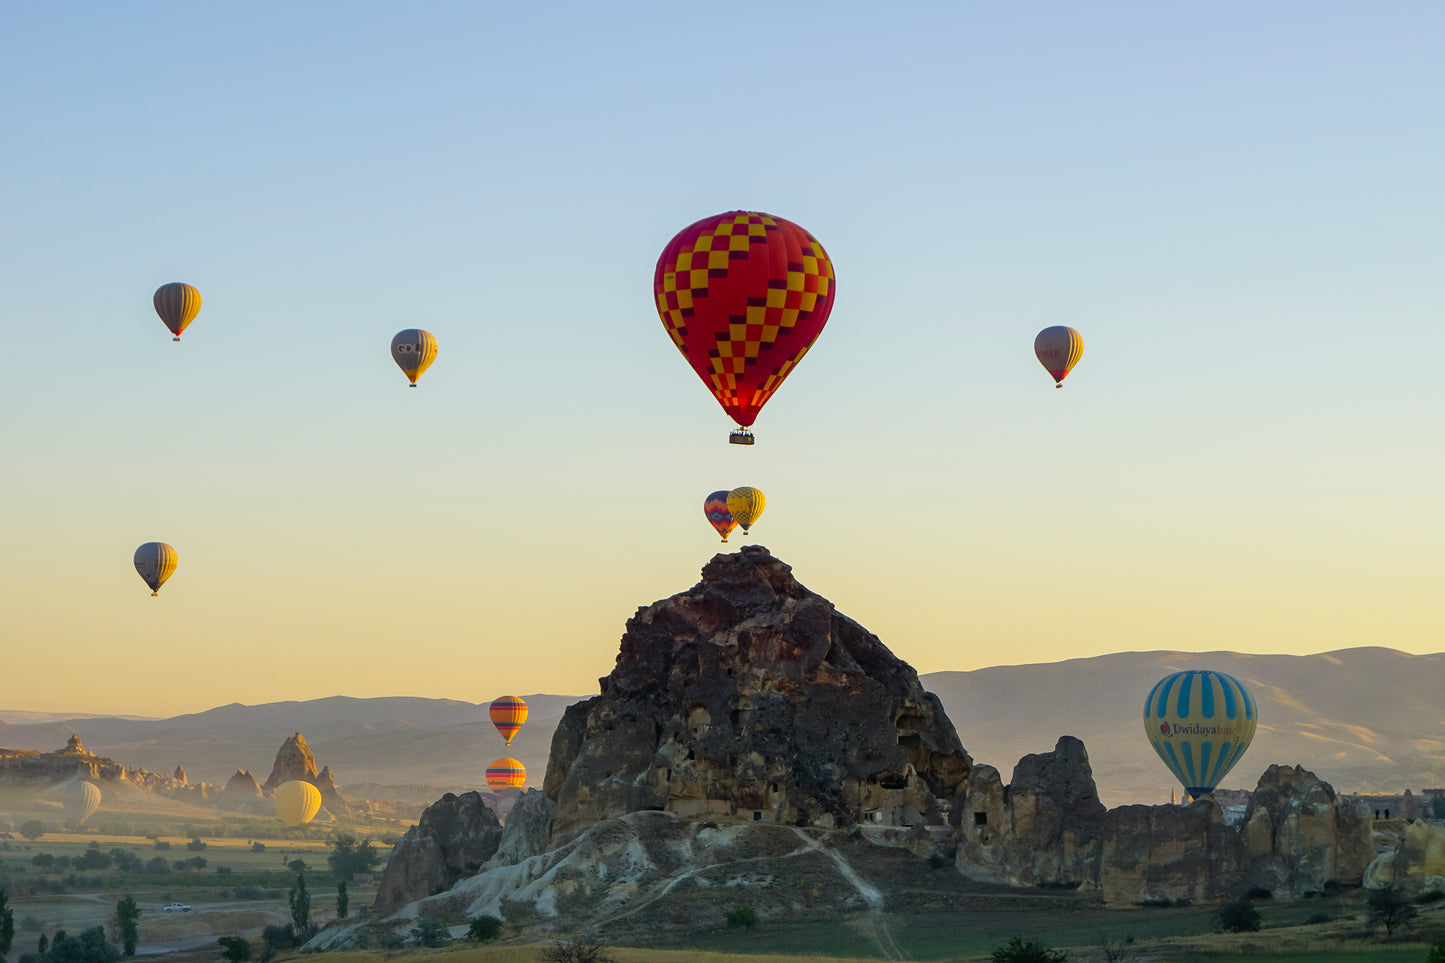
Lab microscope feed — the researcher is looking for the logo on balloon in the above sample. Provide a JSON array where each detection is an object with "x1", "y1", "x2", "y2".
[{"x1": 1159, "y1": 722, "x2": 1171, "y2": 736}]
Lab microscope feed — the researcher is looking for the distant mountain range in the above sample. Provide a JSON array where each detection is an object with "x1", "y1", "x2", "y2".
[{"x1": 3, "y1": 647, "x2": 1440, "y2": 808}]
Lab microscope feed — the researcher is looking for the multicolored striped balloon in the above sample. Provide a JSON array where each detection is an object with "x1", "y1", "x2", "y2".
[
  {"x1": 1034, "y1": 325, "x2": 1084, "y2": 387},
  {"x1": 1143, "y1": 670, "x2": 1258, "y2": 800},
  {"x1": 704, "y1": 490, "x2": 737, "y2": 542},
  {"x1": 486, "y1": 757, "x2": 526, "y2": 790},
  {"x1": 489, "y1": 696, "x2": 528, "y2": 746},
  {"x1": 134, "y1": 542, "x2": 178, "y2": 597},
  {"x1": 153, "y1": 283, "x2": 202, "y2": 342}
]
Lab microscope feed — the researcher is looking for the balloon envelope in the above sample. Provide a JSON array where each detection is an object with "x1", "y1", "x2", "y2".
[
  {"x1": 486, "y1": 758, "x2": 526, "y2": 790},
  {"x1": 273, "y1": 780, "x2": 322, "y2": 827},
  {"x1": 654, "y1": 211, "x2": 836, "y2": 430},
  {"x1": 134, "y1": 542, "x2": 178, "y2": 596},
  {"x1": 1034, "y1": 325, "x2": 1084, "y2": 386},
  {"x1": 489, "y1": 696, "x2": 528, "y2": 746},
  {"x1": 704, "y1": 490, "x2": 737, "y2": 542},
  {"x1": 726, "y1": 487, "x2": 765, "y2": 533},
  {"x1": 62, "y1": 780, "x2": 102, "y2": 824},
  {"x1": 1143, "y1": 670, "x2": 1258, "y2": 799},
  {"x1": 153, "y1": 283, "x2": 202, "y2": 341},
  {"x1": 391, "y1": 329, "x2": 438, "y2": 386}
]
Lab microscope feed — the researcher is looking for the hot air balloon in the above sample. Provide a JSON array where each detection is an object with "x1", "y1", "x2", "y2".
[
  {"x1": 134, "y1": 542, "x2": 178, "y2": 597},
  {"x1": 153, "y1": 283, "x2": 202, "y2": 342},
  {"x1": 489, "y1": 696, "x2": 528, "y2": 746},
  {"x1": 486, "y1": 758, "x2": 526, "y2": 791},
  {"x1": 390, "y1": 329, "x2": 438, "y2": 386},
  {"x1": 1143, "y1": 670, "x2": 1258, "y2": 801},
  {"x1": 62, "y1": 780, "x2": 102, "y2": 825},
  {"x1": 1034, "y1": 325, "x2": 1084, "y2": 387},
  {"x1": 273, "y1": 780, "x2": 322, "y2": 827},
  {"x1": 654, "y1": 211, "x2": 836, "y2": 444},
  {"x1": 726, "y1": 487, "x2": 765, "y2": 534},
  {"x1": 704, "y1": 490, "x2": 737, "y2": 542}
]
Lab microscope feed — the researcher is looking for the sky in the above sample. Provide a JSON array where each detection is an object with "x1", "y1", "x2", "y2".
[{"x1": 3, "y1": 3, "x2": 1442, "y2": 718}]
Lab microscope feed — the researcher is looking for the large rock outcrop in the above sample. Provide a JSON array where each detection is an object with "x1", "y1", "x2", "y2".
[
  {"x1": 544, "y1": 546, "x2": 972, "y2": 843},
  {"x1": 1098, "y1": 798, "x2": 1245, "y2": 903},
  {"x1": 261, "y1": 733, "x2": 348, "y2": 816},
  {"x1": 373, "y1": 791, "x2": 503, "y2": 911},
  {"x1": 955, "y1": 736, "x2": 1106, "y2": 886},
  {"x1": 488, "y1": 789, "x2": 556, "y2": 868},
  {"x1": 1365, "y1": 819, "x2": 1445, "y2": 892},
  {"x1": 1240, "y1": 764, "x2": 1373, "y2": 895}
]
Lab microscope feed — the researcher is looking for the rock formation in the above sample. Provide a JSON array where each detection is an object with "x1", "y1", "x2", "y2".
[
  {"x1": 174, "y1": 764, "x2": 187, "y2": 784},
  {"x1": 545, "y1": 546, "x2": 971, "y2": 842},
  {"x1": 1240, "y1": 764, "x2": 1373, "y2": 895},
  {"x1": 488, "y1": 788, "x2": 555, "y2": 868},
  {"x1": 262, "y1": 733, "x2": 320, "y2": 791},
  {"x1": 1098, "y1": 798, "x2": 1245, "y2": 903},
  {"x1": 1365, "y1": 819, "x2": 1445, "y2": 892},
  {"x1": 373, "y1": 791, "x2": 503, "y2": 911}
]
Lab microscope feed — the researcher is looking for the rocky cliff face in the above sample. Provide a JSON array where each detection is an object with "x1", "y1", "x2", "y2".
[
  {"x1": 544, "y1": 547, "x2": 972, "y2": 843},
  {"x1": 373, "y1": 791, "x2": 503, "y2": 911},
  {"x1": 1240, "y1": 764, "x2": 1373, "y2": 895}
]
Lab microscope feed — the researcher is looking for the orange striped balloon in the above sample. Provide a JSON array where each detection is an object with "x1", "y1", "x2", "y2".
[
  {"x1": 485, "y1": 758, "x2": 526, "y2": 790},
  {"x1": 489, "y1": 695, "x2": 528, "y2": 745},
  {"x1": 153, "y1": 283, "x2": 202, "y2": 342}
]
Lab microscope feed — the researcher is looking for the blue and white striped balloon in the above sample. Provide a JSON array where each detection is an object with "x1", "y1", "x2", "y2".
[{"x1": 1143, "y1": 670, "x2": 1258, "y2": 800}]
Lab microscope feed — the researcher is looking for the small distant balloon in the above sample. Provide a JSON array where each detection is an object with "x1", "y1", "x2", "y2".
[
  {"x1": 134, "y1": 542, "x2": 178, "y2": 597},
  {"x1": 489, "y1": 696, "x2": 528, "y2": 746},
  {"x1": 153, "y1": 283, "x2": 202, "y2": 342},
  {"x1": 1034, "y1": 325, "x2": 1084, "y2": 387},
  {"x1": 273, "y1": 780, "x2": 322, "y2": 827},
  {"x1": 486, "y1": 758, "x2": 526, "y2": 790},
  {"x1": 1143, "y1": 669, "x2": 1258, "y2": 801},
  {"x1": 704, "y1": 490, "x2": 737, "y2": 542},
  {"x1": 726, "y1": 487, "x2": 765, "y2": 534},
  {"x1": 62, "y1": 780, "x2": 102, "y2": 825},
  {"x1": 391, "y1": 329, "x2": 438, "y2": 386}
]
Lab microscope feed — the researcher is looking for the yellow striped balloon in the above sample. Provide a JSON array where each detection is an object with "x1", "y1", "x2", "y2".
[
  {"x1": 134, "y1": 542, "x2": 178, "y2": 597},
  {"x1": 726, "y1": 487, "x2": 766, "y2": 533},
  {"x1": 489, "y1": 695, "x2": 528, "y2": 746},
  {"x1": 153, "y1": 283, "x2": 202, "y2": 342},
  {"x1": 273, "y1": 780, "x2": 322, "y2": 827},
  {"x1": 1143, "y1": 670, "x2": 1258, "y2": 800},
  {"x1": 390, "y1": 329, "x2": 438, "y2": 386},
  {"x1": 1034, "y1": 325, "x2": 1084, "y2": 387},
  {"x1": 486, "y1": 758, "x2": 526, "y2": 790}
]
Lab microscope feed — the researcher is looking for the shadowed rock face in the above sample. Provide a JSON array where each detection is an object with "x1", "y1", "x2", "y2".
[
  {"x1": 1241, "y1": 763, "x2": 1372, "y2": 895},
  {"x1": 373, "y1": 791, "x2": 503, "y2": 911},
  {"x1": 544, "y1": 546, "x2": 972, "y2": 843}
]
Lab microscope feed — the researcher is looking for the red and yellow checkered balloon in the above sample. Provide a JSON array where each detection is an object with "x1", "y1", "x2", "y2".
[{"x1": 655, "y1": 211, "x2": 835, "y2": 429}]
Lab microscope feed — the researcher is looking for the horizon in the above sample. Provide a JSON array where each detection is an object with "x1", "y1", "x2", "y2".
[{"x1": 5, "y1": 5, "x2": 1443, "y2": 717}]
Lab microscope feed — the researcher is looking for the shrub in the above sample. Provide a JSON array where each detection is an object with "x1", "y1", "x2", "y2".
[
  {"x1": 1416, "y1": 888, "x2": 1445, "y2": 905},
  {"x1": 1244, "y1": 886, "x2": 1273, "y2": 900},
  {"x1": 724, "y1": 905, "x2": 757, "y2": 933},
  {"x1": 250, "y1": 843, "x2": 265, "y2": 853},
  {"x1": 539, "y1": 937, "x2": 616, "y2": 963},
  {"x1": 152, "y1": 842, "x2": 169, "y2": 851},
  {"x1": 1305, "y1": 912, "x2": 1333, "y2": 925},
  {"x1": 1366, "y1": 885, "x2": 1416, "y2": 938},
  {"x1": 375, "y1": 932, "x2": 405, "y2": 950},
  {"x1": 217, "y1": 937, "x2": 251, "y2": 963},
  {"x1": 1426, "y1": 938, "x2": 1445, "y2": 963},
  {"x1": 185, "y1": 839, "x2": 206, "y2": 852},
  {"x1": 465, "y1": 916, "x2": 502, "y2": 942},
  {"x1": 409, "y1": 919, "x2": 450, "y2": 948},
  {"x1": 1215, "y1": 898, "x2": 1261, "y2": 933},
  {"x1": 989, "y1": 936, "x2": 1068, "y2": 962}
]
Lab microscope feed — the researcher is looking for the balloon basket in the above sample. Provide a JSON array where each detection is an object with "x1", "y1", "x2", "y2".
[
  {"x1": 729, "y1": 429, "x2": 755, "y2": 445},
  {"x1": 173, "y1": 337, "x2": 180, "y2": 342}
]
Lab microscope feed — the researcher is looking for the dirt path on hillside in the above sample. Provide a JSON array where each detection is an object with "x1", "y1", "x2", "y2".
[{"x1": 790, "y1": 828, "x2": 903, "y2": 960}]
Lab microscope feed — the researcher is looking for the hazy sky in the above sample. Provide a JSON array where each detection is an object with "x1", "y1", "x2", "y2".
[{"x1": 4, "y1": 3, "x2": 1442, "y2": 718}]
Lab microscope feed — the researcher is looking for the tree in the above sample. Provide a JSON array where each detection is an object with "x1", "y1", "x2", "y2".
[
  {"x1": 1426, "y1": 938, "x2": 1445, "y2": 963},
  {"x1": 1, "y1": 888, "x2": 15, "y2": 962},
  {"x1": 284, "y1": 860, "x2": 307, "y2": 874},
  {"x1": 213, "y1": 934, "x2": 247, "y2": 958},
  {"x1": 113, "y1": 898, "x2": 140, "y2": 957},
  {"x1": 29, "y1": 856, "x2": 54, "y2": 872},
  {"x1": 465, "y1": 916, "x2": 502, "y2": 942},
  {"x1": 335, "y1": 882, "x2": 347, "y2": 921},
  {"x1": 287, "y1": 874, "x2": 309, "y2": 935},
  {"x1": 539, "y1": 937, "x2": 615, "y2": 963},
  {"x1": 1366, "y1": 885, "x2": 1416, "y2": 939},
  {"x1": 407, "y1": 920, "x2": 449, "y2": 948},
  {"x1": 325, "y1": 834, "x2": 379, "y2": 879},
  {"x1": 1432, "y1": 796, "x2": 1445, "y2": 820},
  {"x1": 724, "y1": 905, "x2": 757, "y2": 933},
  {"x1": 1215, "y1": 898, "x2": 1261, "y2": 933},
  {"x1": 185, "y1": 839, "x2": 206, "y2": 853},
  {"x1": 73, "y1": 852, "x2": 110, "y2": 872},
  {"x1": 34, "y1": 926, "x2": 119, "y2": 963},
  {"x1": 1096, "y1": 933, "x2": 1141, "y2": 963},
  {"x1": 990, "y1": 936, "x2": 1069, "y2": 963},
  {"x1": 18, "y1": 824, "x2": 45, "y2": 843}
]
